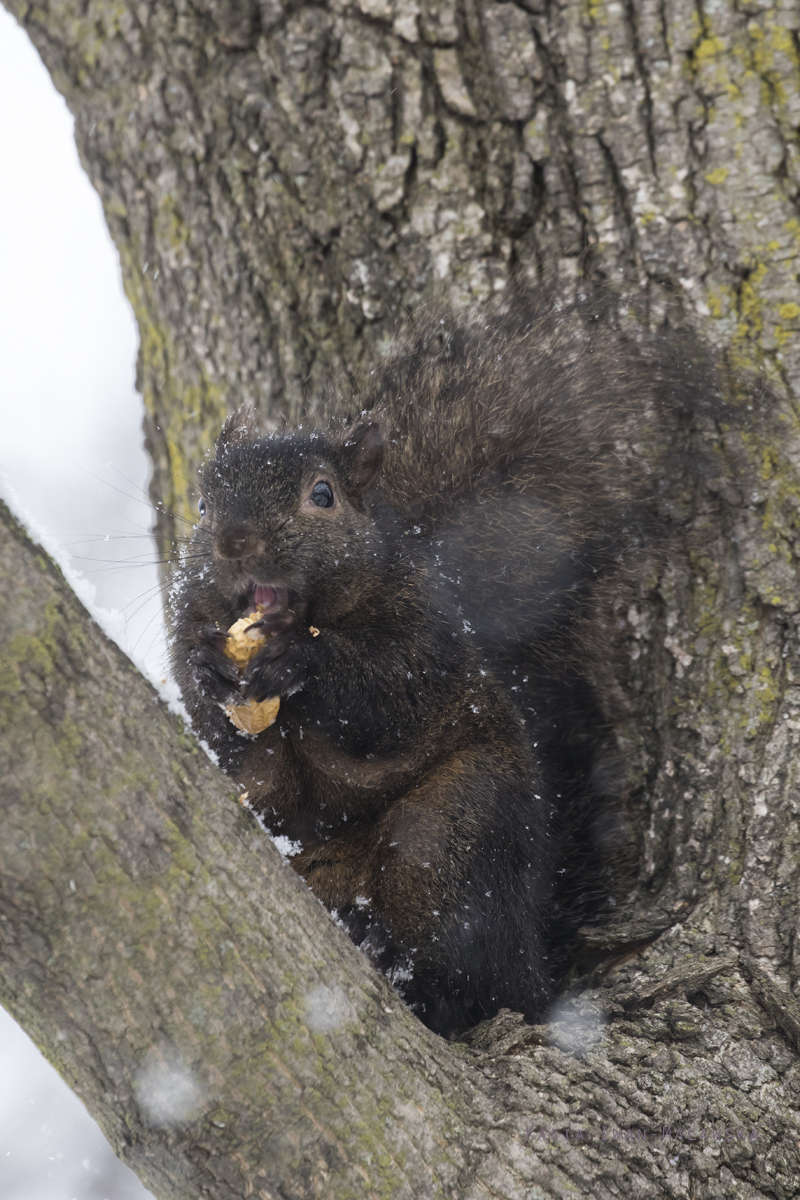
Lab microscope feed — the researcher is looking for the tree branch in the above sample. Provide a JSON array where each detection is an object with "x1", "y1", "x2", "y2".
[{"x1": 0, "y1": 498, "x2": 478, "y2": 1198}]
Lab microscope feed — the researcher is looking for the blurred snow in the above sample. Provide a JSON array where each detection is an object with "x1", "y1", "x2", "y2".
[
  {"x1": 304, "y1": 985, "x2": 356, "y2": 1033},
  {"x1": 545, "y1": 998, "x2": 606, "y2": 1054},
  {"x1": 134, "y1": 1052, "x2": 203, "y2": 1128},
  {"x1": 0, "y1": 8, "x2": 160, "y2": 1198}
]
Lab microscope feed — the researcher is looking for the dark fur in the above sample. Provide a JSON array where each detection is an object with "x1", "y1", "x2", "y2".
[{"x1": 170, "y1": 289, "x2": 727, "y2": 1036}]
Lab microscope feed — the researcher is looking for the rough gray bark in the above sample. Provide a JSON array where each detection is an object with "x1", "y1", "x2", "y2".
[
  {"x1": 3, "y1": 488, "x2": 800, "y2": 1197},
  {"x1": 6, "y1": 0, "x2": 798, "y2": 551},
  {"x1": 0, "y1": 497, "x2": 476, "y2": 1199},
  {"x1": 2, "y1": 1, "x2": 800, "y2": 1197}
]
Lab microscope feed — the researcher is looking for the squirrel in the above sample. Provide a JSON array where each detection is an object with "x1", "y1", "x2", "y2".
[{"x1": 169, "y1": 287, "x2": 728, "y2": 1037}]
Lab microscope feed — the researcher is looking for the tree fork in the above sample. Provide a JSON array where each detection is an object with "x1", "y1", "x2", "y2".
[{"x1": 2, "y1": 490, "x2": 800, "y2": 1196}]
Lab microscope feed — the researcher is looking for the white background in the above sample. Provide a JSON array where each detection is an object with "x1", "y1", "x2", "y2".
[{"x1": 0, "y1": 7, "x2": 161, "y2": 1197}]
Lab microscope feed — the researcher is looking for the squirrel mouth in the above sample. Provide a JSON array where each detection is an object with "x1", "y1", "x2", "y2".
[{"x1": 242, "y1": 584, "x2": 289, "y2": 615}]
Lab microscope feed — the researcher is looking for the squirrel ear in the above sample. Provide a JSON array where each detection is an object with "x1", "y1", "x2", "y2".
[
  {"x1": 217, "y1": 405, "x2": 258, "y2": 452},
  {"x1": 341, "y1": 420, "x2": 384, "y2": 495}
]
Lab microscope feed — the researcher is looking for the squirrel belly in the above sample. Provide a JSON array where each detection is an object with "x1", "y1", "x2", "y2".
[{"x1": 169, "y1": 290, "x2": 724, "y2": 1037}]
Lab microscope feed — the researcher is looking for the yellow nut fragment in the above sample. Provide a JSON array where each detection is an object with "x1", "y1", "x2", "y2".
[
  {"x1": 226, "y1": 696, "x2": 281, "y2": 735},
  {"x1": 223, "y1": 607, "x2": 280, "y2": 734},
  {"x1": 224, "y1": 608, "x2": 269, "y2": 670}
]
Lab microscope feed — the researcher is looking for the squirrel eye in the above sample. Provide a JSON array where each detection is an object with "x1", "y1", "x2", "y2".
[
  {"x1": 310, "y1": 481, "x2": 334, "y2": 509},
  {"x1": 198, "y1": 497, "x2": 207, "y2": 517}
]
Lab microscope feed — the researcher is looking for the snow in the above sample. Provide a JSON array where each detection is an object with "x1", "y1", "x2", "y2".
[
  {"x1": 0, "y1": 10, "x2": 162, "y2": 1198},
  {"x1": 0, "y1": 1007, "x2": 150, "y2": 1200},
  {"x1": 0, "y1": 6, "x2": 167, "y2": 686},
  {"x1": 269, "y1": 833, "x2": 304, "y2": 862},
  {"x1": 134, "y1": 1052, "x2": 203, "y2": 1128},
  {"x1": 545, "y1": 998, "x2": 606, "y2": 1054},
  {"x1": 304, "y1": 985, "x2": 356, "y2": 1033}
]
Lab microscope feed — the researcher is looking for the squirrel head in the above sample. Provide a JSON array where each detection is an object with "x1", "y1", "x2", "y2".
[{"x1": 193, "y1": 408, "x2": 389, "y2": 621}]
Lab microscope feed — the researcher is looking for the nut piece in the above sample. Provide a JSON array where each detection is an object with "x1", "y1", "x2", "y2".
[
  {"x1": 223, "y1": 608, "x2": 280, "y2": 734},
  {"x1": 224, "y1": 609, "x2": 269, "y2": 670},
  {"x1": 226, "y1": 695, "x2": 281, "y2": 735}
]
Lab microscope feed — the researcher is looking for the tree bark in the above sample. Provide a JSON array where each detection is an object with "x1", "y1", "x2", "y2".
[
  {"x1": 3, "y1": 486, "x2": 800, "y2": 1196},
  {"x1": 3, "y1": 1, "x2": 800, "y2": 1197},
  {"x1": 7, "y1": 0, "x2": 798, "y2": 552},
  {"x1": 0, "y1": 497, "x2": 480, "y2": 1199}
]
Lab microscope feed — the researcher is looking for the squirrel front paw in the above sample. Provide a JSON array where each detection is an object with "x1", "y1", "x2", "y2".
[
  {"x1": 190, "y1": 625, "x2": 243, "y2": 703},
  {"x1": 243, "y1": 610, "x2": 311, "y2": 699}
]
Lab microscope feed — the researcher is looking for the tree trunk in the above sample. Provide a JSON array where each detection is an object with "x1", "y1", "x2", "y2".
[{"x1": 2, "y1": 1, "x2": 800, "y2": 1197}]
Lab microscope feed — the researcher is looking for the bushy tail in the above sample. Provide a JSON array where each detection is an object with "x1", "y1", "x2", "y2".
[{"x1": 350, "y1": 284, "x2": 729, "y2": 543}]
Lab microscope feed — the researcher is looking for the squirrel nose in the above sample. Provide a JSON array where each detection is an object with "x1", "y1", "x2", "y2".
[{"x1": 213, "y1": 526, "x2": 263, "y2": 561}]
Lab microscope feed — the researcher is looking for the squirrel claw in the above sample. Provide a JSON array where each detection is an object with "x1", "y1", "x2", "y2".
[
  {"x1": 198, "y1": 624, "x2": 230, "y2": 650},
  {"x1": 242, "y1": 630, "x2": 309, "y2": 700},
  {"x1": 191, "y1": 625, "x2": 241, "y2": 702},
  {"x1": 251, "y1": 609, "x2": 296, "y2": 635}
]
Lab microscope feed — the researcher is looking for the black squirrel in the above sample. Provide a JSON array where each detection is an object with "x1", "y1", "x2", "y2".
[{"x1": 170, "y1": 288, "x2": 726, "y2": 1036}]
